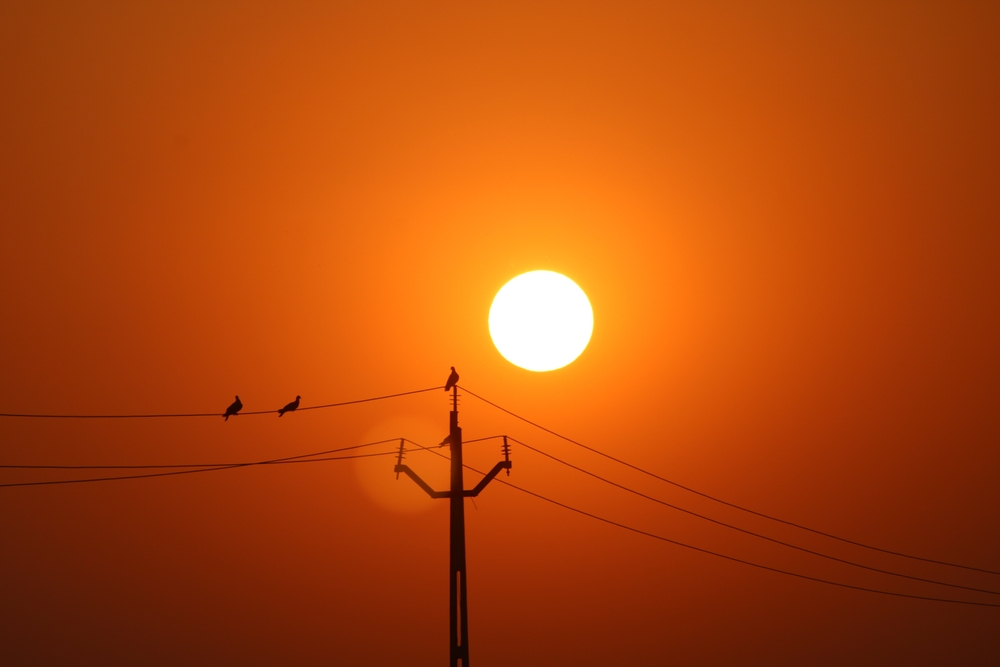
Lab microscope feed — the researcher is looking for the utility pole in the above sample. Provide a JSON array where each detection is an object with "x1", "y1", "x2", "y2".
[{"x1": 394, "y1": 385, "x2": 512, "y2": 667}]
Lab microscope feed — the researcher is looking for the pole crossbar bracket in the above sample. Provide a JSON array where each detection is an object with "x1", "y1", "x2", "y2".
[
  {"x1": 394, "y1": 464, "x2": 449, "y2": 499},
  {"x1": 464, "y1": 460, "x2": 511, "y2": 497},
  {"x1": 394, "y1": 461, "x2": 511, "y2": 499}
]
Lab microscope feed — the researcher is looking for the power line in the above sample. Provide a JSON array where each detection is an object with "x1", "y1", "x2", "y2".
[
  {"x1": 0, "y1": 438, "x2": 406, "y2": 470},
  {"x1": 12, "y1": 429, "x2": 989, "y2": 596},
  {"x1": 6, "y1": 426, "x2": 997, "y2": 607},
  {"x1": 492, "y1": 471, "x2": 1000, "y2": 608},
  {"x1": 462, "y1": 435, "x2": 507, "y2": 445},
  {"x1": 0, "y1": 387, "x2": 443, "y2": 419},
  {"x1": 508, "y1": 436, "x2": 1000, "y2": 598},
  {"x1": 412, "y1": 441, "x2": 1000, "y2": 609},
  {"x1": 0, "y1": 452, "x2": 396, "y2": 488},
  {"x1": 0, "y1": 439, "x2": 420, "y2": 488},
  {"x1": 462, "y1": 386, "x2": 1000, "y2": 577}
]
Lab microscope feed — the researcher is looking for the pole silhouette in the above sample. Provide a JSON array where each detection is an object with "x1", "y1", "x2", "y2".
[{"x1": 395, "y1": 383, "x2": 511, "y2": 667}]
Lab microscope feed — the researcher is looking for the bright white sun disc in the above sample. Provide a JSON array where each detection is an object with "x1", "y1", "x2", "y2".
[{"x1": 489, "y1": 270, "x2": 593, "y2": 372}]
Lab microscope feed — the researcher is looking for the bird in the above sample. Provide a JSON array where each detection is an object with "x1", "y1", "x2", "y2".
[
  {"x1": 444, "y1": 367, "x2": 459, "y2": 391},
  {"x1": 278, "y1": 395, "x2": 300, "y2": 417},
  {"x1": 223, "y1": 396, "x2": 242, "y2": 421}
]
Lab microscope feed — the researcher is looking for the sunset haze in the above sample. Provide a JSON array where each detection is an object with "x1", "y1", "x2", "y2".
[{"x1": 2, "y1": 2, "x2": 999, "y2": 665}]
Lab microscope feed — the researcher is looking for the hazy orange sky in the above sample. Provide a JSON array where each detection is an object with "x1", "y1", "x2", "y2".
[{"x1": 2, "y1": 2, "x2": 999, "y2": 665}]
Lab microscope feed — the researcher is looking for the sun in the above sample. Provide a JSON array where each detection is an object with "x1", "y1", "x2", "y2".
[{"x1": 489, "y1": 270, "x2": 594, "y2": 372}]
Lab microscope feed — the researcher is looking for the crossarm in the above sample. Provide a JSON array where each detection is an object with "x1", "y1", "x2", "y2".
[
  {"x1": 394, "y1": 464, "x2": 449, "y2": 499},
  {"x1": 464, "y1": 460, "x2": 512, "y2": 497}
]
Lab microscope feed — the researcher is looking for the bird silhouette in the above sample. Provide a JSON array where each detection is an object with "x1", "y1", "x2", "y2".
[
  {"x1": 223, "y1": 396, "x2": 242, "y2": 421},
  {"x1": 278, "y1": 395, "x2": 300, "y2": 417},
  {"x1": 445, "y1": 367, "x2": 459, "y2": 391}
]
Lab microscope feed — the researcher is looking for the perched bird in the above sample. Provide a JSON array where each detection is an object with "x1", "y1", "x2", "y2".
[
  {"x1": 444, "y1": 367, "x2": 459, "y2": 391},
  {"x1": 278, "y1": 395, "x2": 300, "y2": 417},
  {"x1": 439, "y1": 432, "x2": 455, "y2": 447},
  {"x1": 223, "y1": 396, "x2": 242, "y2": 421}
]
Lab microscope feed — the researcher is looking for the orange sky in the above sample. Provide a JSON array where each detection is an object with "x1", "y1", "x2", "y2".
[{"x1": 2, "y1": 1, "x2": 999, "y2": 665}]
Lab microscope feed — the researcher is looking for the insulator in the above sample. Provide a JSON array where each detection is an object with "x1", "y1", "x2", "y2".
[
  {"x1": 394, "y1": 440, "x2": 406, "y2": 480},
  {"x1": 502, "y1": 436, "x2": 512, "y2": 475}
]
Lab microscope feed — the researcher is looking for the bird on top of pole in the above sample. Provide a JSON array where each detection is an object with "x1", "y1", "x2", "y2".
[
  {"x1": 223, "y1": 396, "x2": 242, "y2": 421},
  {"x1": 445, "y1": 367, "x2": 459, "y2": 391},
  {"x1": 278, "y1": 395, "x2": 300, "y2": 417}
]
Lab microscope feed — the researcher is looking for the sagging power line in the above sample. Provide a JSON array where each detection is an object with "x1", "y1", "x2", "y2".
[
  {"x1": 507, "y1": 436, "x2": 1000, "y2": 598},
  {"x1": 4, "y1": 379, "x2": 998, "y2": 615},
  {"x1": 416, "y1": 443, "x2": 1000, "y2": 609},
  {"x1": 462, "y1": 386, "x2": 1000, "y2": 577},
  {"x1": 0, "y1": 386, "x2": 442, "y2": 419},
  {"x1": 8, "y1": 427, "x2": 993, "y2": 600},
  {"x1": 0, "y1": 439, "x2": 426, "y2": 488}
]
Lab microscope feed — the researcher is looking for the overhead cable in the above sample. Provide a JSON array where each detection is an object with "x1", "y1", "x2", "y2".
[
  {"x1": 414, "y1": 441, "x2": 1000, "y2": 609},
  {"x1": 462, "y1": 386, "x2": 1000, "y2": 577},
  {"x1": 0, "y1": 439, "x2": 417, "y2": 488},
  {"x1": 0, "y1": 438, "x2": 405, "y2": 470},
  {"x1": 0, "y1": 387, "x2": 442, "y2": 419},
  {"x1": 509, "y1": 436, "x2": 1000, "y2": 597}
]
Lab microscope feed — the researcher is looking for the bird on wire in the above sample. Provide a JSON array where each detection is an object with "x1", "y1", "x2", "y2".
[
  {"x1": 445, "y1": 367, "x2": 459, "y2": 391},
  {"x1": 278, "y1": 396, "x2": 300, "y2": 417},
  {"x1": 223, "y1": 396, "x2": 242, "y2": 421}
]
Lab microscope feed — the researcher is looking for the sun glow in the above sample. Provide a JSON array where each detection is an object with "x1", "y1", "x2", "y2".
[{"x1": 489, "y1": 270, "x2": 594, "y2": 372}]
